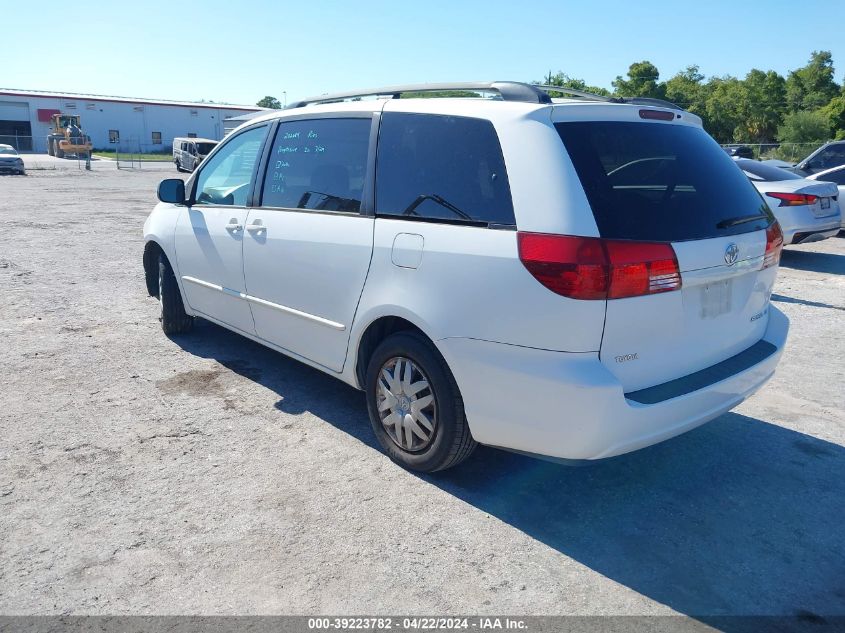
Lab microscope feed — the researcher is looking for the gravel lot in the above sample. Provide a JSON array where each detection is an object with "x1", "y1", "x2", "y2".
[{"x1": 1, "y1": 166, "x2": 843, "y2": 622}]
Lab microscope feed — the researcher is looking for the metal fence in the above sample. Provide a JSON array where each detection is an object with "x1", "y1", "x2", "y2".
[{"x1": 721, "y1": 142, "x2": 828, "y2": 162}]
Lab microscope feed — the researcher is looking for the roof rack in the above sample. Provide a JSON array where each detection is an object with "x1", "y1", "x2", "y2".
[
  {"x1": 286, "y1": 81, "x2": 683, "y2": 111},
  {"x1": 287, "y1": 82, "x2": 553, "y2": 108}
]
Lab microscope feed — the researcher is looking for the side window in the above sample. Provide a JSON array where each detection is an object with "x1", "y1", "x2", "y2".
[
  {"x1": 825, "y1": 169, "x2": 845, "y2": 185},
  {"x1": 194, "y1": 125, "x2": 266, "y2": 206},
  {"x1": 817, "y1": 145, "x2": 845, "y2": 169},
  {"x1": 375, "y1": 113, "x2": 515, "y2": 225},
  {"x1": 261, "y1": 118, "x2": 371, "y2": 212}
]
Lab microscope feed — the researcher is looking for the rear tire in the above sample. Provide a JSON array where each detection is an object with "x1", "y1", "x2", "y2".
[
  {"x1": 175, "y1": 159, "x2": 184, "y2": 172},
  {"x1": 158, "y1": 255, "x2": 193, "y2": 335},
  {"x1": 365, "y1": 331, "x2": 476, "y2": 472}
]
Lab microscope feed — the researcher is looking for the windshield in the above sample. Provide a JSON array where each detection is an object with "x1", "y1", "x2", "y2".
[
  {"x1": 0, "y1": 147, "x2": 17, "y2": 155},
  {"x1": 196, "y1": 142, "x2": 217, "y2": 155},
  {"x1": 737, "y1": 159, "x2": 802, "y2": 182},
  {"x1": 555, "y1": 121, "x2": 773, "y2": 241}
]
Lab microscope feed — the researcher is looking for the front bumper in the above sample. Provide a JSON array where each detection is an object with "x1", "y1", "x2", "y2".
[
  {"x1": 0, "y1": 162, "x2": 24, "y2": 174},
  {"x1": 437, "y1": 306, "x2": 789, "y2": 461}
]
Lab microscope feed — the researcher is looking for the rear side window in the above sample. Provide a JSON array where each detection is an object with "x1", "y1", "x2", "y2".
[
  {"x1": 556, "y1": 122, "x2": 772, "y2": 241},
  {"x1": 376, "y1": 113, "x2": 514, "y2": 225},
  {"x1": 261, "y1": 118, "x2": 371, "y2": 213}
]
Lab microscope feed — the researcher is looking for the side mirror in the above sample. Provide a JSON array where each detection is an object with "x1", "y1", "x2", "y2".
[{"x1": 157, "y1": 178, "x2": 186, "y2": 204}]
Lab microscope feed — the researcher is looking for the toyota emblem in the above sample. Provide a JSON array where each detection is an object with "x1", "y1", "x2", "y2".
[{"x1": 724, "y1": 243, "x2": 739, "y2": 265}]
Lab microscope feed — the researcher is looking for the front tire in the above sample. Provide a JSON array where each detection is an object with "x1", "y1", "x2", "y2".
[
  {"x1": 365, "y1": 331, "x2": 476, "y2": 472},
  {"x1": 158, "y1": 255, "x2": 193, "y2": 335}
]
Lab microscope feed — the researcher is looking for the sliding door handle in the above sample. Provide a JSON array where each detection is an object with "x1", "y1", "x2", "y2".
[{"x1": 245, "y1": 220, "x2": 265, "y2": 234}]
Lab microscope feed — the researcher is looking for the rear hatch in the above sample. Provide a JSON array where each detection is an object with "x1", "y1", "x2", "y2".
[{"x1": 555, "y1": 114, "x2": 781, "y2": 392}]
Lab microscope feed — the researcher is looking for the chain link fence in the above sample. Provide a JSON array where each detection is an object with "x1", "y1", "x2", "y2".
[{"x1": 721, "y1": 142, "x2": 828, "y2": 163}]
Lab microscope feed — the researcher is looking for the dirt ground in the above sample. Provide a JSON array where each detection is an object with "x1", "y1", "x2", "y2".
[{"x1": 1, "y1": 166, "x2": 843, "y2": 621}]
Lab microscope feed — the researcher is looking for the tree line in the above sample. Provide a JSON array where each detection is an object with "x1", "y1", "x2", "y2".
[
  {"x1": 541, "y1": 51, "x2": 845, "y2": 146},
  {"x1": 256, "y1": 51, "x2": 845, "y2": 148}
]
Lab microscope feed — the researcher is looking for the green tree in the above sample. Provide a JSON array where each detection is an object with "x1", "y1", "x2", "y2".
[
  {"x1": 612, "y1": 61, "x2": 665, "y2": 99},
  {"x1": 664, "y1": 65, "x2": 710, "y2": 124},
  {"x1": 256, "y1": 96, "x2": 282, "y2": 109},
  {"x1": 821, "y1": 93, "x2": 845, "y2": 139},
  {"x1": 777, "y1": 110, "x2": 830, "y2": 143},
  {"x1": 785, "y1": 51, "x2": 839, "y2": 112},
  {"x1": 741, "y1": 69, "x2": 787, "y2": 143},
  {"x1": 704, "y1": 76, "x2": 746, "y2": 143}
]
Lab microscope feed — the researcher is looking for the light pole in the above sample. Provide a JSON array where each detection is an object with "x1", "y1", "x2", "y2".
[{"x1": 282, "y1": 91, "x2": 287, "y2": 108}]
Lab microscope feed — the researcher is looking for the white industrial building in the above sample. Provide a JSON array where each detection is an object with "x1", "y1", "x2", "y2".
[{"x1": 0, "y1": 88, "x2": 264, "y2": 153}]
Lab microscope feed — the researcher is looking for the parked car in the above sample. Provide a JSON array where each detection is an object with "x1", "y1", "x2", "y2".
[
  {"x1": 0, "y1": 144, "x2": 25, "y2": 175},
  {"x1": 144, "y1": 82, "x2": 789, "y2": 472},
  {"x1": 794, "y1": 140, "x2": 845, "y2": 175},
  {"x1": 722, "y1": 145, "x2": 754, "y2": 159},
  {"x1": 807, "y1": 164, "x2": 845, "y2": 229},
  {"x1": 735, "y1": 159, "x2": 841, "y2": 244},
  {"x1": 172, "y1": 137, "x2": 218, "y2": 173}
]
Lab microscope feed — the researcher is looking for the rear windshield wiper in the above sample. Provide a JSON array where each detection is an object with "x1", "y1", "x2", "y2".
[
  {"x1": 402, "y1": 194, "x2": 473, "y2": 221},
  {"x1": 716, "y1": 214, "x2": 769, "y2": 229}
]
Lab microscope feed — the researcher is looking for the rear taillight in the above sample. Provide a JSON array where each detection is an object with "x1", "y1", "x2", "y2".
[
  {"x1": 517, "y1": 233, "x2": 681, "y2": 300},
  {"x1": 766, "y1": 192, "x2": 817, "y2": 206},
  {"x1": 763, "y1": 222, "x2": 784, "y2": 269}
]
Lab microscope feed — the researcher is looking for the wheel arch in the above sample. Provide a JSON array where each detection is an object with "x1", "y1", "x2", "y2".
[
  {"x1": 352, "y1": 314, "x2": 434, "y2": 390},
  {"x1": 142, "y1": 240, "x2": 165, "y2": 297}
]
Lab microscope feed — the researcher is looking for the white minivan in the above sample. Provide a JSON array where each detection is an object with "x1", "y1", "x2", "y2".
[
  {"x1": 173, "y1": 137, "x2": 218, "y2": 173},
  {"x1": 144, "y1": 82, "x2": 789, "y2": 472}
]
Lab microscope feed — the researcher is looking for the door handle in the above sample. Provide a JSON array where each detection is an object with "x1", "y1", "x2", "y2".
[
  {"x1": 225, "y1": 220, "x2": 243, "y2": 232},
  {"x1": 246, "y1": 220, "x2": 265, "y2": 233}
]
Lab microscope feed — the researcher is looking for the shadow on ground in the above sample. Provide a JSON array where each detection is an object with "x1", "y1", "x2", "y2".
[
  {"x1": 174, "y1": 320, "x2": 845, "y2": 628},
  {"x1": 780, "y1": 247, "x2": 845, "y2": 275}
]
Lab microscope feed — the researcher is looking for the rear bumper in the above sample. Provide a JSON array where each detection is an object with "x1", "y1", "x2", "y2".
[
  {"x1": 774, "y1": 205, "x2": 841, "y2": 244},
  {"x1": 438, "y1": 306, "x2": 789, "y2": 461}
]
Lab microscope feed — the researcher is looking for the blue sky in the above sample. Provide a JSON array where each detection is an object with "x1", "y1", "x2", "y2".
[{"x1": 6, "y1": 0, "x2": 845, "y2": 106}]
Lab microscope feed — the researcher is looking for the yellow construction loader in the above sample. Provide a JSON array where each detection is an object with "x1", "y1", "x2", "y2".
[{"x1": 46, "y1": 114, "x2": 92, "y2": 158}]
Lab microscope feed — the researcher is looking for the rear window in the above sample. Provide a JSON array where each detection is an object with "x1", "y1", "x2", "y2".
[
  {"x1": 737, "y1": 159, "x2": 802, "y2": 182},
  {"x1": 556, "y1": 122, "x2": 773, "y2": 241},
  {"x1": 376, "y1": 113, "x2": 515, "y2": 225}
]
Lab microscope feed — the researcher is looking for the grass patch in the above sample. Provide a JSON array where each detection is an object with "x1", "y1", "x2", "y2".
[{"x1": 92, "y1": 151, "x2": 173, "y2": 162}]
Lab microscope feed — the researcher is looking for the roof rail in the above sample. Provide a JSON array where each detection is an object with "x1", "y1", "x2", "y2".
[
  {"x1": 286, "y1": 82, "x2": 554, "y2": 108},
  {"x1": 530, "y1": 84, "x2": 614, "y2": 102},
  {"x1": 286, "y1": 81, "x2": 684, "y2": 111}
]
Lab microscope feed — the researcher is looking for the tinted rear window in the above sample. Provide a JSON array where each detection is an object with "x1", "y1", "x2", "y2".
[
  {"x1": 556, "y1": 122, "x2": 772, "y2": 241},
  {"x1": 376, "y1": 113, "x2": 515, "y2": 225},
  {"x1": 737, "y1": 159, "x2": 802, "y2": 182}
]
